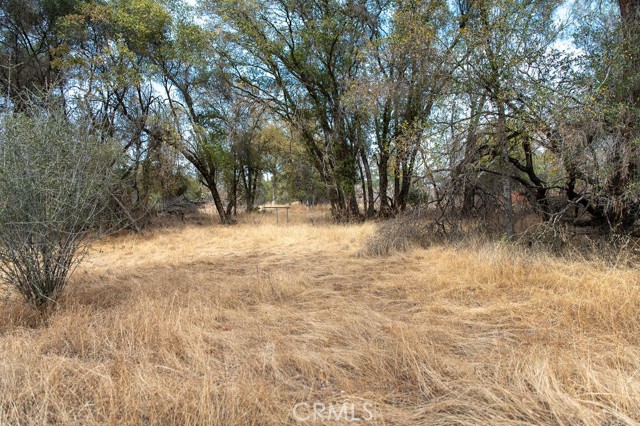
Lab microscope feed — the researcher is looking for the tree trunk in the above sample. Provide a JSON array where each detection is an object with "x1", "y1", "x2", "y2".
[
  {"x1": 225, "y1": 168, "x2": 238, "y2": 217},
  {"x1": 619, "y1": 0, "x2": 640, "y2": 22},
  {"x1": 376, "y1": 105, "x2": 393, "y2": 217},
  {"x1": 241, "y1": 167, "x2": 257, "y2": 211},
  {"x1": 378, "y1": 146, "x2": 392, "y2": 216},
  {"x1": 497, "y1": 99, "x2": 515, "y2": 238},
  {"x1": 359, "y1": 145, "x2": 375, "y2": 218},
  {"x1": 209, "y1": 181, "x2": 233, "y2": 224},
  {"x1": 393, "y1": 155, "x2": 401, "y2": 212},
  {"x1": 461, "y1": 93, "x2": 485, "y2": 216},
  {"x1": 398, "y1": 143, "x2": 419, "y2": 212},
  {"x1": 357, "y1": 158, "x2": 368, "y2": 215},
  {"x1": 332, "y1": 134, "x2": 361, "y2": 221},
  {"x1": 183, "y1": 150, "x2": 234, "y2": 225}
]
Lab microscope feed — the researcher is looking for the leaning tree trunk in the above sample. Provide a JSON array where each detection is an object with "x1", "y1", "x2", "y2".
[
  {"x1": 182, "y1": 149, "x2": 234, "y2": 225},
  {"x1": 210, "y1": 180, "x2": 233, "y2": 224}
]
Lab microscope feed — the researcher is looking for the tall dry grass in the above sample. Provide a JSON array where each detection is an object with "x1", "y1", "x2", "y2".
[{"x1": 0, "y1": 204, "x2": 639, "y2": 425}]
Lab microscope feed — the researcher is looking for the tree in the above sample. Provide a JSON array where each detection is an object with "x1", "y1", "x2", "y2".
[
  {"x1": 61, "y1": 0, "x2": 236, "y2": 224},
  {"x1": 213, "y1": 0, "x2": 385, "y2": 221},
  {"x1": 0, "y1": 0, "x2": 83, "y2": 110},
  {"x1": 0, "y1": 104, "x2": 120, "y2": 308},
  {"x1": 56, "y1": 0, "x2": 186, "y2": 225},
  {"x1": 227, "y1": 100, "x2": 270, "y2": 211},
  {"x1": 542, "y1": 0, "x2": 640, "y2": 232},
  {"x1": 151, "y1": 11, "x2": 238, "y2": 224},
  {"x1": 353, "y1": 0, "x2": 455, "y2": 216},
  {"x1": 444, "y1": 0, "x2": 565, "y2": 236}
]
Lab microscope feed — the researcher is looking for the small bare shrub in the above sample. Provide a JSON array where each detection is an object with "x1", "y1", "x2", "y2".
[{"x1": 361, "y1": 208, "x2": 447, "y2": 256}]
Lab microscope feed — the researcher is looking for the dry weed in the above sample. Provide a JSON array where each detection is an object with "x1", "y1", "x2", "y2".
[{"x1": 0, "y1": 207, "x2": 638, "y2": 424}]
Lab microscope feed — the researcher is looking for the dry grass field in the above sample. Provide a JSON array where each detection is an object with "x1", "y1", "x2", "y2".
[{"x1": 1, "y1": 205, "x2": 639, "y2": 425}]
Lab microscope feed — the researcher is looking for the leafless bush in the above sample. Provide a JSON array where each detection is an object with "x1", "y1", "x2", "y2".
[
  {"x1": 362, "y1": 176, "x2": 512, "y2": 256},
  {"x1": 518, "y1": 220, "x2": 640, "y2": 267},
  {"x1": 0, "y1": 106, "x2": 120, "y2": 308},
  {"x1": 361, "y1": 208, "x2": 448, "y2": 256},
  {"x1": 364, "y1": 200, "x2": 640, "y2": 266}
]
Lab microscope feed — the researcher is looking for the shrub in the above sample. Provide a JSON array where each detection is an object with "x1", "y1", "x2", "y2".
[
  {"x1": 361, "y1": 208, "x2": 443, "y2": 256},
  {"x1": 0, "y1": 107, "x2": 120, "y2": 308}
]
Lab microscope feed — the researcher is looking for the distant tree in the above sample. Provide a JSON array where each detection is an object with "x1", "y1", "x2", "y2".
[
  {"x1": 258, "y1": 123, "x2": 326, "y2": 205},
  {"x1": 227, "y1": 101, "x2": 270, "y2": 212}
]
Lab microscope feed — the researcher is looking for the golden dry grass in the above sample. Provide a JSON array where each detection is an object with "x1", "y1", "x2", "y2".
[{"x1": 1, "y1": 205, "x2": 639, "y2": 425}]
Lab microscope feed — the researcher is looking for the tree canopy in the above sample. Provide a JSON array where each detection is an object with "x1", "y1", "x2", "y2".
[{"x1": 1, "y1": 0, "x2": 638, "y2": 233}]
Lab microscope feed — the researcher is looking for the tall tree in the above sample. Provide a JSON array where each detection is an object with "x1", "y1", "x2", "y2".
[
  {"x1": 354, "y1": 0, "x2": 455, "y2": 216},
  {"x1": 559, "y1": 0, "x2": 640, "y2": 230},
  {"x1": 212, "y1": 0, "x2": 385, "y2": 220},
  {"x1": 454, "y1": 0, "x2": 564, "y2": 235}
]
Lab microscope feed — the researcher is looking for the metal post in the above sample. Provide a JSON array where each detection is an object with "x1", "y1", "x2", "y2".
[
  {"x1": 276, "y1": 207, "x2": 279, "y2": 225},
  {"x1": 286, "y1": 208, "x2": 289, "y2": 224}
]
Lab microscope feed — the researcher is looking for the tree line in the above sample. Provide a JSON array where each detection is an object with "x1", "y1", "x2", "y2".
[{"x1": 1, "y1": 0, "x2": 639, "y2": 233}]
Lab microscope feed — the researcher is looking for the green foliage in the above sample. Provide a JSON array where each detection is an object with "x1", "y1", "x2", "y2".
[
  {"x1": 6, "y1": 0, "x2": 640, "y2": 234},
  {"x1": 42, "y1": 0, "x2": 82, "y2": 23},
  {"x1": 183, "y1": 176, "x2": 207, "y2": 203},
  {"x1": 112, "y1": 0, "x2": 172, "y2": 56},
  {"x1": 214, "y1": 0, "x2": 384, "y2": 218}
]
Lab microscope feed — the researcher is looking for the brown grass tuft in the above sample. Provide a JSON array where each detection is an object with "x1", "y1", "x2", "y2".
[{"x1": 1, "y1": 206, "x2": 639, "y2": 424}]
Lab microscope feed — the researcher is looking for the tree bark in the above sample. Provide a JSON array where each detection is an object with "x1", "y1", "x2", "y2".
[{"x1": 497, "y1": 98, "x2": 515, "y2": 238}]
